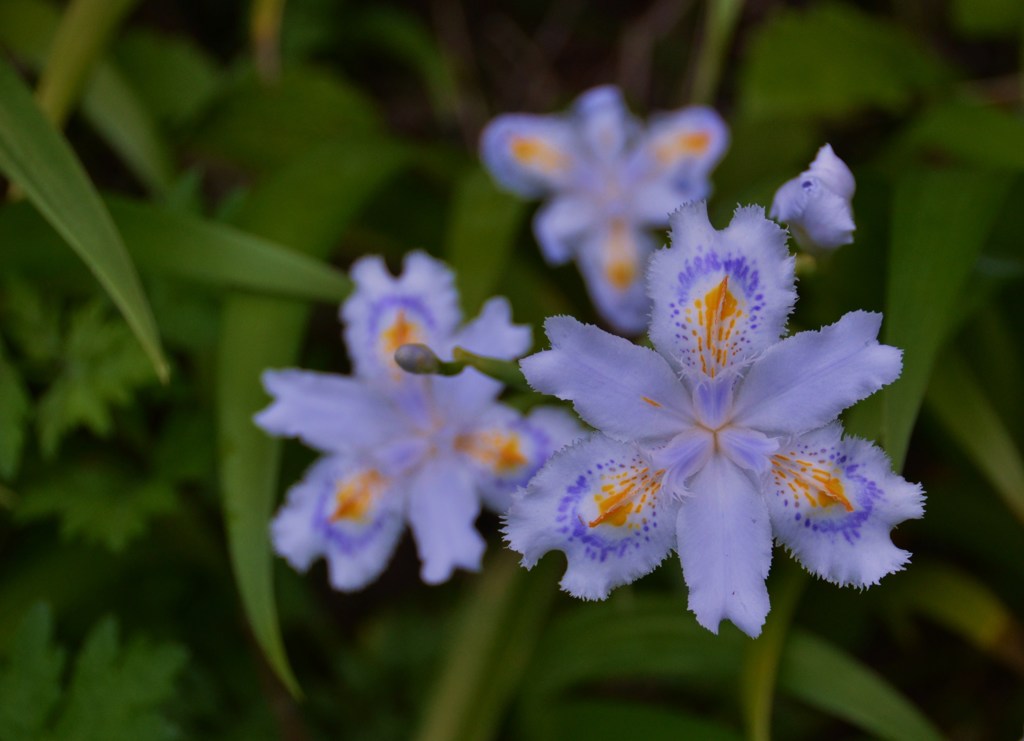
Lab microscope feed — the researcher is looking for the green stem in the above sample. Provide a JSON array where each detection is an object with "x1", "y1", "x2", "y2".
[
  {"x1": 739, "y1": 562, "x2": 807, "y2": 741},
  {"x1": 251, "y1": 0, "x2": 287, "y2": 83},
  {"x1": 35, "y1": 0, "x2": 139, "y2": 128},
  {"x1": 690, "y1": 0, "x2": 745, "y2": 105}
]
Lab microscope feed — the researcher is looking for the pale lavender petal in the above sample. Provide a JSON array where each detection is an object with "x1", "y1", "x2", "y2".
[
  {"x1": 677, "y1": 455, "x2": 773, "y2": 637},
  {"x1": 533, "y1": 195, "x2": 598, "y2": 265},
  {"x1": 271, "y1": 455, "x2": 405, "y2": 592},
  {"x1": 732, "y1": 311, "x2": 902, "y2": 436},
  {"x1": 461, "y1": 405, "x2": 582, "y2": 513},
  {"x1": 648, "y1": 202, "x2": 796, "y2": 376},
  {"x1": 575, "y1": 219, "x2": 655, "y2": 334},
  {"x1": 766, "y1": 425, "x2": 924, "y2": 587},
  {"x1": 650, "y1": 429, "x2": 713, "y2": 497},
  {"x1": 635, "y1": 106, "x2": 729, "y2": 182},
  {"x1": 770, "y1": 144, "x2": 855, "y2": 252},
  {"x1": 479, "y1": 114, "x2": 580, "y2": 197},
  {"x1": 407, "y1": 457, "x2": 486, "y2": 584},
  {"x1": 342, "y1": 252, "x2": 462, "y2": 384},
  {"x1": 808, "y1": 144, "x2": 855, "y2": 200},
  {"x1": 255, "y1": 369, "x2": 404, "y2": 452},
  {"x1": 572, "y1": 86, "x2": 638, "y2": 162},
  {"x1": 504, "y1": 435, "x2": 680, "y2": 600},
  {"x1": 629, "y1": 177, "x2": 707, "y2": 227},
  {"x1": 521, "y1": 315, "x2": 694, "y2": 446}
]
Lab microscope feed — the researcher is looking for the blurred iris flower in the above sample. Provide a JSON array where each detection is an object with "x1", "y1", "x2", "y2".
[
  {"x1": 256, "y1": 252, "x2": 578, "y2": 589},
  {"x1": 771, "y1": 144, "x2": 856, "y2": 251},
  {"x1": 480, "y1": 86, "x2": 728, "y2": 333},
  {"x1": 505, "y1": 202, "x2": 924, "y2": 637}
]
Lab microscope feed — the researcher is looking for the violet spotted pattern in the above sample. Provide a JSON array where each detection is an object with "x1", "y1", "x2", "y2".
[
  {"x1": 480, "y1": 85, "x2": 728, "y2": 333},
  {"x1": 256, "y1": 251, "x2": 579, "y2": 589},
  {"x1": 505, "y1": 201, "x2": 924, "y2": 638}
]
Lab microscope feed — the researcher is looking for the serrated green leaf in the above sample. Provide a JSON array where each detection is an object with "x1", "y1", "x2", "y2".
[
  {"x1": 778, "y1": 630, "x2": 943, "y2": 741},
  {"x1": 17, "y1": 463, "x2": 177, "y2": 552},
  {"x1": 926, "y1": 349, "x2": 1024, "y2": 524},
  {"x1": 882, "y1": 169, "x2": 1011, "y2": 469},
  {"x1": 217, "y1": 137, "x2": 407, "y2": 695},
  {"x1": 740, "y1": 3, "x2": 947, "y2": 120},
  {"x1": 0, "y1": 604, "x2": 65, "y2": 741},
  {"x1": 443, "y1": 168, "x2": 525, "y2": 315},
  {"x1": 49, "y1": 616, "x2": 186, "y2": 741},
  {"x1": 0, "y1": 340, "x2": 31, "y2": 479},
  {"x1": 35, "y1": 300, "x2": 157, "y2": 457},
  {"x1": 0, "y1": 61, "x2": 167, "y2": 380}
]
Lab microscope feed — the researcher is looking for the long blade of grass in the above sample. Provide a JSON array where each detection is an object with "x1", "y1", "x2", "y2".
[
  {"x1": 0, "y1": 61, "x2": 167, "y2": 380},
  {"x1": 216, "y1": 137, "x2": 407, "y2": 694}
]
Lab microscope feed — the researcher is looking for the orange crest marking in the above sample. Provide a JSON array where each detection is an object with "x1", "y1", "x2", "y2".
[
  {"x1": 589, "y1": 465, "x2": 663, "y2": 528},
  {"x1": 510, "y1": 136, "x2": 568, "y2": 172},
  {"x1": 688, "y1": 276, "x2": 742, "y2": 376},
  {"x1": 604, "y1": 219, "x2": 637, "y2": 291},
  {"x1": 771, "y1": 455, "x2": 854, "y2": 512},
  {"x1": 380, "y1": 310, "x2": 424, "y2": 371},
  {"x1": 456, "y1": 431, "x2": 528, "y2": 475},
  {"x1": 655, "y1": 130, "x2": 711, "y2": 164},
  {"x1": 330, "y1": 470, "x2": 385, "y2": 522}
]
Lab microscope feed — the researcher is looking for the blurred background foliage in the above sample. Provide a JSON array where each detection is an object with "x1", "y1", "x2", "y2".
[{"x1": 0, "y1": 0, "x2": 1023, "y2": 738}]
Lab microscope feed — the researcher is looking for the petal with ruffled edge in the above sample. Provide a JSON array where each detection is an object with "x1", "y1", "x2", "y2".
[
  {"x1": 255, "y1": 369, "x2": 405, "y2": 452},
  {"x1": 572, "y1": 86, "x2": 639, "y2": 162},
  {"x1": 575, "y1": 219, "x2": 656, "y2": 334},
  {"x1": 504, "y1": 434, "x2": 680, "y2": 600},
  {"x1": 732, "y1": 311, "x2": 902, "y2": 436},
  {"x1": 533, "y1": 195, "x2": 599, "y2": 265},
  {"x1": 648, "y1": 203, "x2": 795, "y2": 377},
  {"x1": 521, "y1": 315, "x2": 694, "y2": 446},
  {"x1": 432, "y1": 296, "x2": 533, "y2": 418},
  {"x1": 460, "y1": 405, "x2": 582, "y2": 513},
  {"x1": 634, "y1": 106, "x2": 733, "y2": 215},
  {"x1": 407, "y1": 457, "x2": 486, "y2": 584},
  {"x1": 271, "y1": 455, "x2": 405, "y2": 591},
  {"x1": 676, "y1": 455, "x2": 773, "y2": 637},
  {"x1": 342, "y1": 251, "x2": 462, "y2": 384},
  {"x1": 480, "y1": 114, "x2": 580, "y2": 198},
  {"x1": 766, "y1": 425, "x2": 924, "y2": 587}
]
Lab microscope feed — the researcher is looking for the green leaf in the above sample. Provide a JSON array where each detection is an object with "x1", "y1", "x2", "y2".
[
  {"x1": 191, "y1": 64, "x2": 379, "y2": 172},
  {"x1": 884, "y1": 561, "x2": 1024, "y2": 672},
  {"x1": 949, "y1": 0, "x2": 1024, "y2": 36},
  {"x1": 739, "y1": 3, "x2": 947, "y2": 120},
  {"x1": 0, "y1": 340, "x2": 31, "y2": 479},
  {"x1": 50, "y1": 616, "x2": 185, "y2": 741},
  {"x1": 926, "y1": 349, "x2": 1024, "y2": 524},
  {"x1": 0, "y1": 61, "x2": 167, "y2": 380},
  {"x1": 17, "y1": 462, "x2": 176, "y2": 552},
  {"x1": 777, "y1": 630, "x2": 943, "y2": 741},
  {"x1": 881, "y1": 169, "x2": 1011, "y2": 469},
  {"x1": 33, "y1": 0, "x2": 138, "y2": 128},
  {"x1": 443, "y1": 169, "x2": 526, "y2": 315},
  {"x1": 543, "y1": 700, "x2": 745, "y2": 741},
  {"x1": 0, "y1": 604, "x2": 64, "y2": 741},
  {"x1": 35, "y1": 300, "x2": 157, "y2": 457},
  {"x1": 899, "y1": 102, "x2": 1024, "y2": 171},
  {"x1": 216, "y1": 137, "x2": 407, "y2": 695}
]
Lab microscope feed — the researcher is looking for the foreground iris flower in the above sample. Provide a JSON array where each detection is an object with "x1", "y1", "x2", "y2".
[
  {"x1": 480, "y1": 86, "x2": 728, "y2": 333},
  {"x1": 771, "y1": 144, "x2": 856, "y2": 251},
  {"x1": 257, "y1": 252, "x2": 577, "y2": 589},
  {"x1": 505, "y1": 202, "x2": 924, "y2": 637}
]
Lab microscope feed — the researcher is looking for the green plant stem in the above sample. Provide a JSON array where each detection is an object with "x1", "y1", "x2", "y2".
[
  {"x1": 690, "y1": 0, "x2": 744, "y2": 104},
  {"x1": 34, "y1": 0, "x2": 139, "y2": 128},
  {"x1": 739, "y1": 562, "x2": 807, "y2": 741},
  {"x1": 251, "y1": 0, "x2": 287, "y2": 82}
]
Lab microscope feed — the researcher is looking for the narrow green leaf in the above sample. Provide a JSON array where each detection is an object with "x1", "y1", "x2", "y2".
[
  {"x1": 0, "y1": 340, "x2": 30, "y2": 480},
  {"x1": 778, "y1": 630, "x2": 943, "y2": 741},
  {"x1": 544, "y1": 700, "x2": 745, "y2": 741},
  {"x1": 949, "y1": 0, "x2": 1024, "y2": 37},
  {"x1": 899, "y1": 102, "x2": 1024, "y2": 171},
  {"x1": 691, "y1": 0, "x2": 745, "y2": 105},
  {"x1": 882, "y1": 169, "x2": 1010, "y2": 469},
  {"x1": 34, "y1": 0, "x2": 138, "y2": 128},
  {"x1": 442, "y1": 169, "x2": 525, "y2": 315},
  {"x1": 884, "y1": 561, "x2": 1024, "y2": 673},
  {"x1": 0, "y1": 61, "x2": 167, "y2": 380},
  {"x1": 926, "y1": 349, "x2": 1024, "y2": 525},
  {"x1": 216, "y1": 138, "x2": 407, "y2": 694}
]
